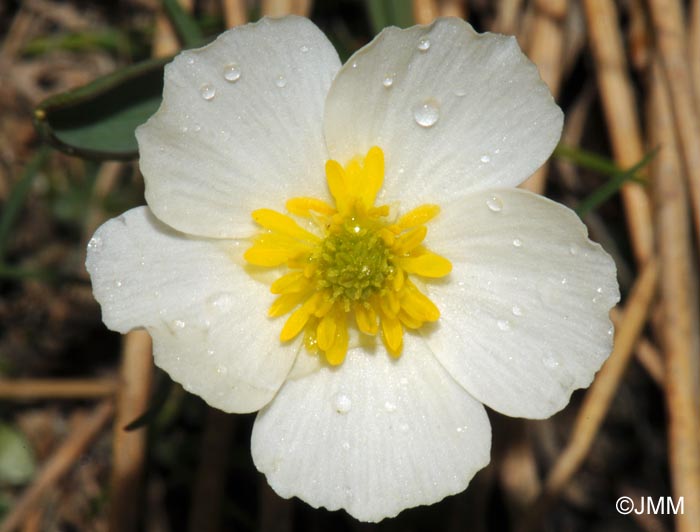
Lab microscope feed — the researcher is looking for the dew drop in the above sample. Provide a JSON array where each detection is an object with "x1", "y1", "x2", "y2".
[
  {"x1": 216, "y1": 365, "x2": 228, "y2": 375},
  {"x1": 513, "y1": 238, "x2": 522, "y2": 247},
  {"x1": 596, "y1": 287, "x2": 603, "y2": 294},
  {"x1": 300, "y1": 45, "x2": 310, "y2": 53},
  {"x1": 456, "y1": 426, "x2": 468, "y2": 433},
  {"x1": 274, "y1": 75, "x2": 287, "y2": 88},
  {"x1": 512, "y1": 305, "x2": 523, "y2": 316},
  {"x1": 384, "y1": 401, "x2": 397, "y2": 413},
  {"x1": 351, "y1": 61, "x2": 358, "y2": 68},
  {"x1": 341, "y1": 441, "x2": 351, "y2": 451},
  {"x1": 417, "y1": 37, "x2": 431, "y2": 51},
  {"x1": 543, "y1": 356, "x2": 560, "y2": 369},
  {"x1": 223, "y1": 63, "x2": 241, "y2": 82},
  {"x1": 561, "y1": 277, "x2": 568, "y2": 285},
  {"x1": 607, "y1": 326, "x2": 614, "y2": 336},
  {"x1": 569, "y1": 244, "x2": 579, "y2": 255},
  {"x1": 199, "y1": 83, "x2": 216, "y2": 101},
  {"x1": 114, "y1": 280, "x2": 122, "y2": 288},
  {"x1": 486, "y1": 195, "x2": 503, "y2": 212},
  {"x1": 186, "y1": 57, "x2": 195, "y2": 65},
  {"x1": 87, "y1": 236, "x2": 102, "y2": 250},
  {"x1": 480, "y1": 154, "x2": 491, "y2": 163},
  {"x1": 497, "y1": 319, "x2": 511, "y2": 331},
  {"x1": 173, "y1": 319, "x2": 186, "y2": 329},
  {"x1": 454, "y1": 88, "x2": 467, "y2": 97},
  {"x1": 382, "y1": 74, "x2": 394, "y2": 88},
  {"x1": 209, "y1": 293, "x2": 235, "y2": 312},
  {"x1": 207, "y1": 349, "x2": 215, "y2": 356},
  {"x1": 333, "y1": 393, "x2": 352, "y2": 414},
  {"x1": 413, "y1": 99, "x2": 440, "y2": 128}
]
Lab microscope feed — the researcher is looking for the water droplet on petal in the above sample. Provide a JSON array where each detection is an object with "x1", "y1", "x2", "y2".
[
  {"x1": 333, "y1": 393, "x2": 352, "y2": 414},
  {"x1": 456, "y1": 425, "x2": 468, "y2": 433},
  {"x1": 173, "y1": 319, "x2": 186, "y2": 329},
  {"x1": 351, "y1": 61, "x2": 358, "y2": 69},
  {"x1": 512, "y1": 305, "x2": 523, "y2": 316},
  {"x1": 300, "y1": 45, "x2": 310, "y2": 53},
  {"x1": 382, "y1": 74, "x2": 394, "y2": 88},
  {"x1": 486, "y1": 195, "x2": 503, "y2": 212},
  {"x1": 497, "y1": 319, "x2": 510, "y2": 331},
  {"x1": 384, "y1": 401, "x2": 397, "y2": 413},
  {"x1": 216, "y1": 365, "x2": 228, "y2": 375},
  {"x1": 114, "y1": 280, "x2": 122, "y2": 288},
  {"x1": 413, "y1": 98, "x2": 440, "y2": 128},
  {"x1": 596, "y1": 287, "x2": 603, "y2": 294},
  {"x1": 87, "y1": 237, "x2": 102, "y2": 250},
  {"x1": 513, "y1": 238, "x2": 522, "y2": 247},
  {"x1": 607, "y1": 326, "x2": 614, "y2": 336},
  {"x1": 480, "y1": 154, "x2": 491, "y2": 163},
  {"x1": 199, "y1": 83, "x2": 216, "y2": 100},
  {"x1": 341, "y1": 441, "x2": 350, "y2": 450},
  {"x1": 569, "y1": 244, "x2": 579, "y2": 255},
  {"x1": 417, "y1": 37, "x2": 431, "y2": 51},
  {"x1": 186, "y1": 57, "x2": 195, "y2": 65},
  {"x1": 207, "y1": 349, "x2": 215, "y2": 356},
  {"x1": 543, "y1": 356, "x2": 560, "y2": 369},
  {"x1": 454, "y1": 88, "x2": 467, "y2": 97},
  {"x1": 223, "y1": 63, "x2": 241, "y2": 82},
  {"x1": 274, "y1": 75, "x2": 287, "y2": 88}
]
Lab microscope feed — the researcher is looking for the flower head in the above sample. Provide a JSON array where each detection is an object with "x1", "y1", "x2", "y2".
[{"x1": 86, "y1": 16, "x2": 619, "y2": 522}]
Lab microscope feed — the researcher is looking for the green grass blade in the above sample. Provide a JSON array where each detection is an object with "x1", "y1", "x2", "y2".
[
  {"x1": 0, "y1": 146, "x2": 50, "y2": 260},
  {"x1": 162, "y1": 0, "x2": 204, "y2": 48}
]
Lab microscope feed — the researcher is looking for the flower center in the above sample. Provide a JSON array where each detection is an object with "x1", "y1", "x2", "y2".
[
  {"x1": 243, "y1": 146, "x2": 451, "y2": 366},
  {"x1": 316, "y1": 217, "x2": 393, "y2": 307}
]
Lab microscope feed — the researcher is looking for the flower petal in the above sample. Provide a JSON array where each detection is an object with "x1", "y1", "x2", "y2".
[
  {"x1": 251, "y1": 335, "x2": 491, "y2": 522},
  {"x1": 85, "y1": 207, "x2": 298, "y2": 413},
  {"x1": 323, "y1": 18, "x2": 562, "y2": 206},
  {"x1": 425, "y1": 189, "x2": 619, "y2": 419},
  {"x1": 137, "y1": 16, "x2": 340, "y2": 238}
]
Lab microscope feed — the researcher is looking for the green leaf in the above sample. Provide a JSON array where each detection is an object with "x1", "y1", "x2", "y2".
[
  {"x1": 365, "y1": 0, "x2": 414, "y2": 34},
  {"x1": 34, "y1": 58, "x2": 169, "y2": 161},
  {"x1": 575, "y1": 148, "x2": 657, "y2": 217},
  {"x1": 0, "y1": 423, "x2": 35, "y2": 486}
]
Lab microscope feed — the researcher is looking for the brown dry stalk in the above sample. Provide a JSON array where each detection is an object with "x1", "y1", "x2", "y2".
[
  {"x1": 0, "y1": 401, "x2": 114, "y2": 532},
  {"x1": 108, "y1": 330, "x2": 154, "y2": 532},
  {"x1": 188, "y1": 409, "x2": 236, "y2": 532},
  {"x1": 0, "y1": 379, "x2": 117, "y2": 399},
  {"x1": 582, "y1": 0, "x2": 654, "y2": 266},
  {"x1": 520, "y1": 0, "x2": 566, "y2": 194},
  {"x1": 519, "y1": 259, "x2": 659, "y2": 532},
  {"x1": 438, "y1": 0, "x2": 466, "y2": 18},
  {"x1": 413, "y1": 0, "x2": 439, "y2": 24},
  {"x1": 649, "y1": 58, "x2": 700, "y2": 532},
  {"x1": 493, "y1": 0, "x2": 524, "y2": 35},
  {"x1": 692, "y1": 0, "x2": 700, "y2": 111},
  {"x1": 648, "y1": 0, "x2": 700, "y2": 256},
  {"x1": 222, "y1": 0, "x2": 247, "y2": 28}
]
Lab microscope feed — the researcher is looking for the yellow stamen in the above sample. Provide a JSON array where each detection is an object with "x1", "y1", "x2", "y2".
[{"x1": 245, "y1": 146, "x2": 451, "y2": 365}]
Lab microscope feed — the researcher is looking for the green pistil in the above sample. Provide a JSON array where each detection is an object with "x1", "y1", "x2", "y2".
[{"x1": 315, "y1": 219, "x2": 393, "y2": 308}]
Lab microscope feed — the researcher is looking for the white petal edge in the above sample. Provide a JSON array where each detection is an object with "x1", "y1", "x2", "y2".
[
  {"x1": 86, "y1": 207, "x2": 299, "y2": 413},
  {"x1": 424, "y1": 188, "x2": 619, "y2": 419},
  {"x1": 252, "y1": 335, "x2": 491, "y2": 522},
  {"x1": 137, "y1": 16, "x2": 341, "y2": 238},
  {"x1": 324, "y1": 18, "x2": 563, "y2": 208}
]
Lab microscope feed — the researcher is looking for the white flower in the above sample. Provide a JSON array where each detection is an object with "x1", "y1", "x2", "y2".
[{"x1": 86, "y1": 16, "x2": 619, "y2": 522}]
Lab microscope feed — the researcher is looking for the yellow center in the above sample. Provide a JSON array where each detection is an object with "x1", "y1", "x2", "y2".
[{"x1": 243, "y1": 146, "x2": 451, "y2": 365}]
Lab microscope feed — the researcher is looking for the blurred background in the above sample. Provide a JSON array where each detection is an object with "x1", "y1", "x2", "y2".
[{"x1": 0, "y1": 0, "x2": 699, "y2": 531}]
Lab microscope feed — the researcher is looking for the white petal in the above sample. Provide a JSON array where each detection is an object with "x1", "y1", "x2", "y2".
[
  {"x1": 425, "y1": 189, "x2": 619, "y2": 419},
  {"x1": 137, "y1": 16, "x2": 340, "y2": 238},
  {"x1": 324, "y1": 18, "x2": 562, "y2": 207},
  {"x1": 86, "y1": 207, "x2": 298, "y2": 413},
  {"x1": 251, "y1": 335, "x2": 491, "y2": 522}
]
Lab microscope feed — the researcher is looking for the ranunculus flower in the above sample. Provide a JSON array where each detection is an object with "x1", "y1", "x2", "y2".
[{"x1": 86, "y1": 16, "x2": 619, "y2": 522}]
